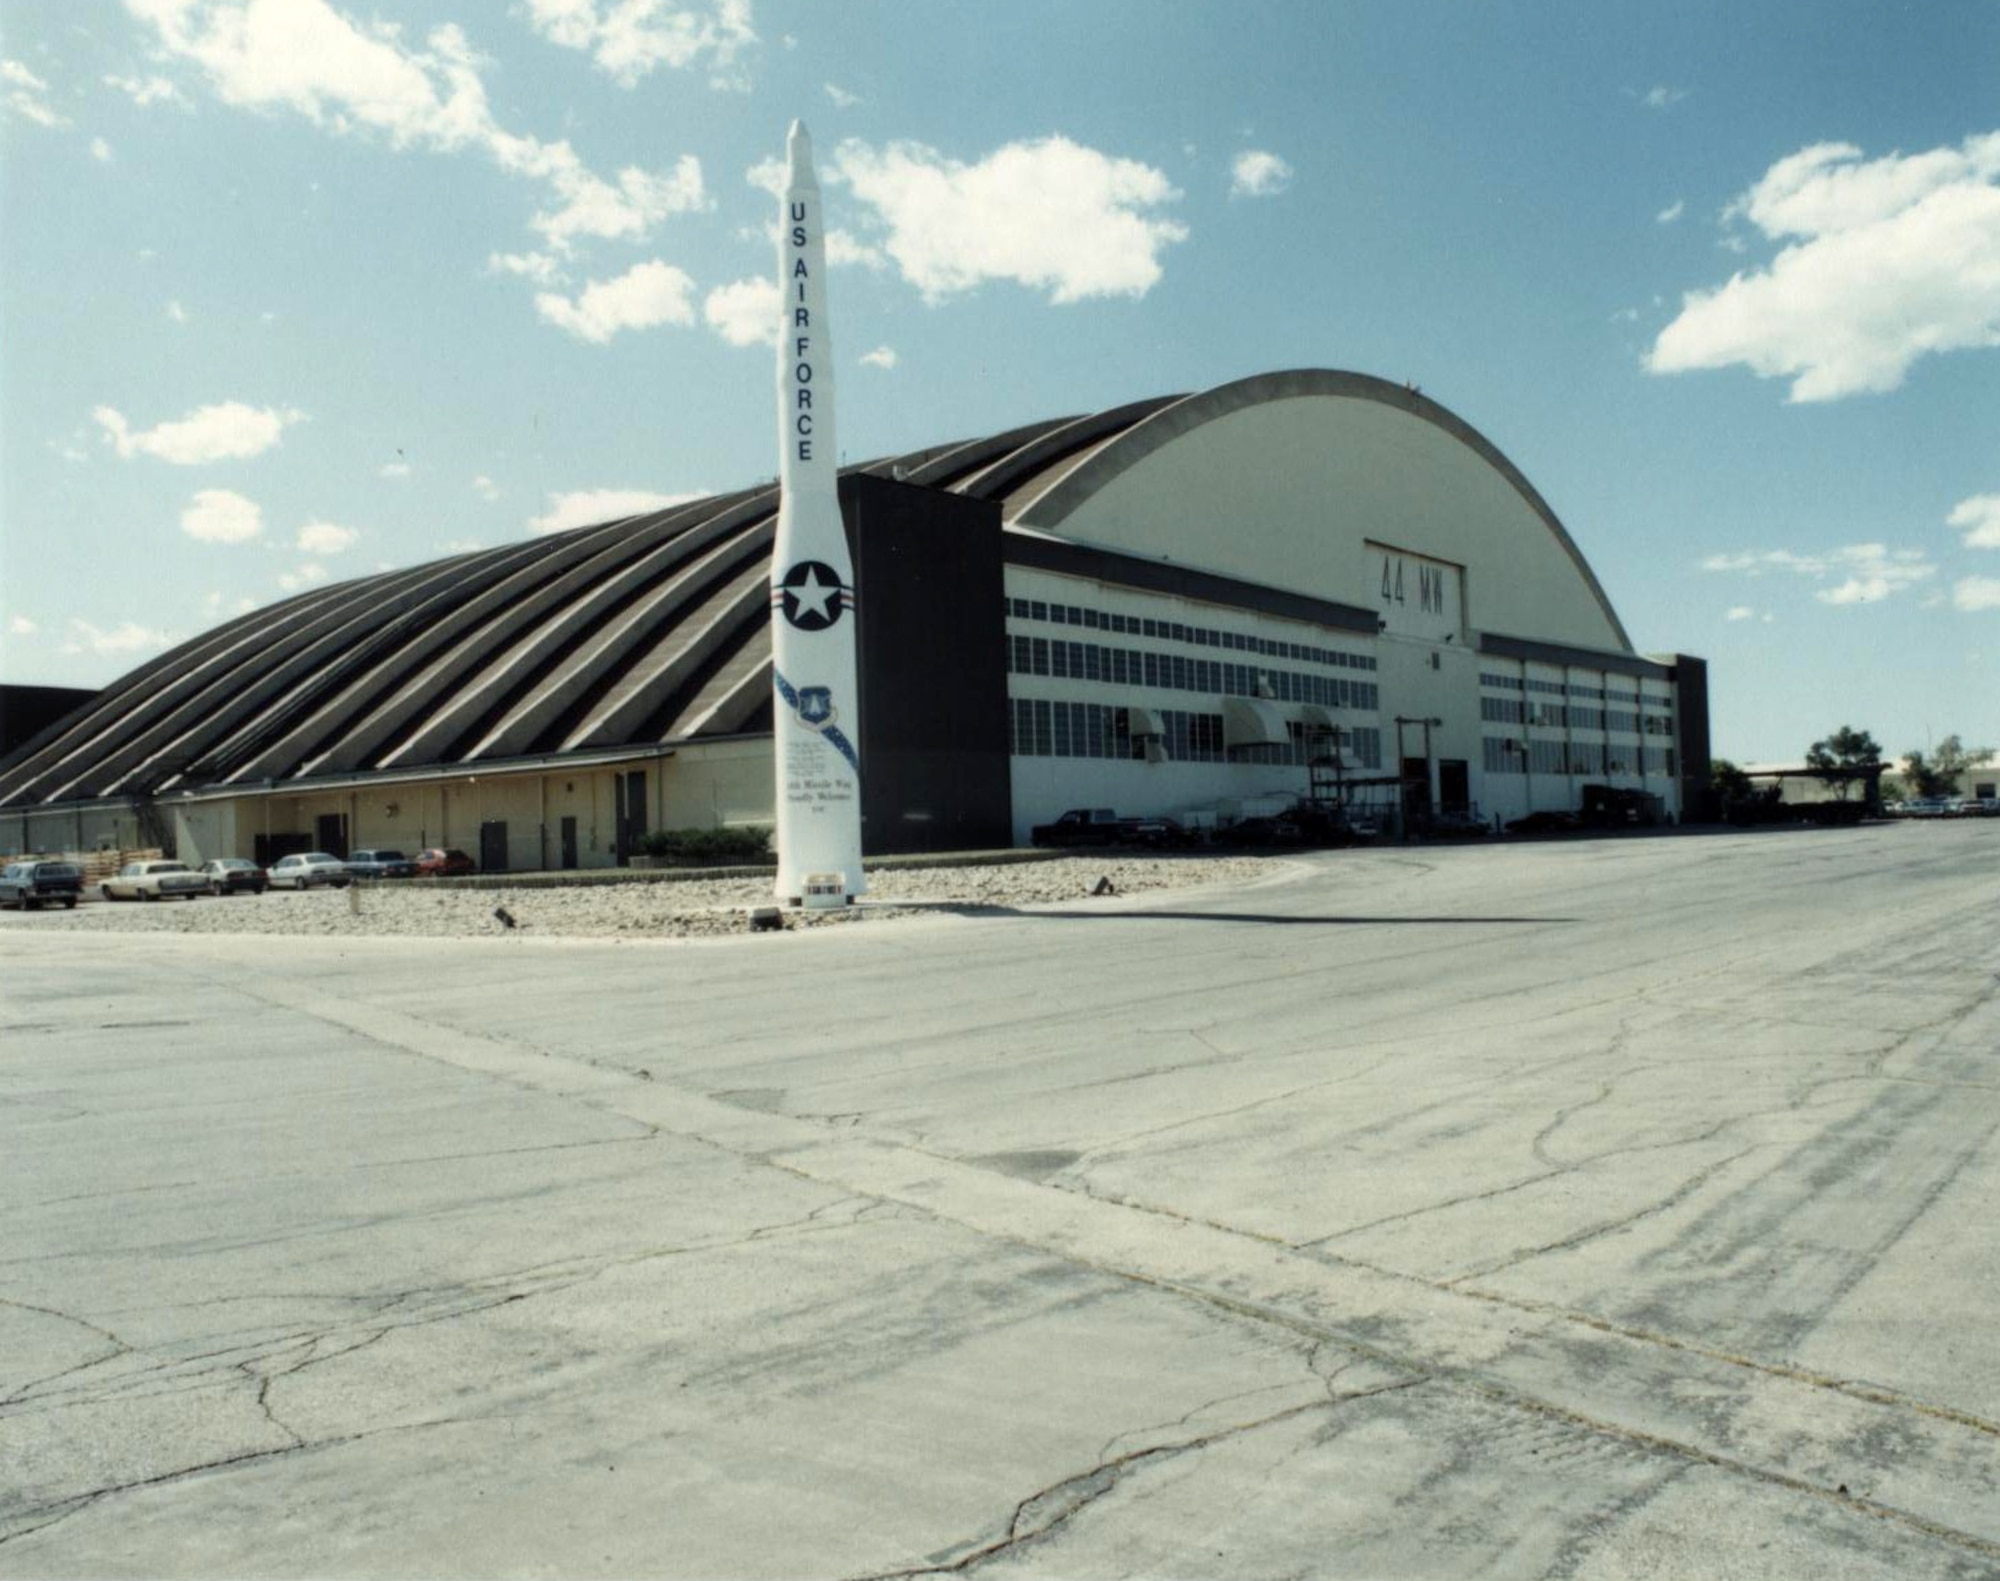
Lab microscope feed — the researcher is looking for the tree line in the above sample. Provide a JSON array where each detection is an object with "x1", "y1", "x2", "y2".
[{"x1": 1710, "y1": 728, "x2": 1994, "y2": 805}]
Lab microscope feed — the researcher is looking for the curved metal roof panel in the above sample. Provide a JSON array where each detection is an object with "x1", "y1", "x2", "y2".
[{"x1": 0, "y1": 371, "x2": 1634, "y2": 810}]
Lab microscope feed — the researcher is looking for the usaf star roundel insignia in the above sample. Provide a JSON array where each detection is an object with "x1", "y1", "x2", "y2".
[{"x1": 778, "y1": 560, "x2": 850, "y2": 631}]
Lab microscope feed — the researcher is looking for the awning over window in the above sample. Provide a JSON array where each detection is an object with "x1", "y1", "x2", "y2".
[
  {"x1": 1223, "y1": 696, "x2": 1290, "y2": 749},
  {"x1": 1298, "y1": 704, "x2": 1340, "y2": 732},
  {"x1": 1126, "y1": 705, "x2": 1165, "y2": 737}
]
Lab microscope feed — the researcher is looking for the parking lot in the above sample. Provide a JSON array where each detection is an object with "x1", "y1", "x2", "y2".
[{"x1": 3, "y1": 823, "x2": 1998, "y2": 1578}]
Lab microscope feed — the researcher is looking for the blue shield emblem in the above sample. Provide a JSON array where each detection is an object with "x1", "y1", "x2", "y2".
[{"x1": 798, "y1": 686, "x2": 834, "y2": 727}]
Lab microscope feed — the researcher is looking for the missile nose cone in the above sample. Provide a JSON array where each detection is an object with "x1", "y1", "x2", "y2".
[{"x1": 787, "y1": 120, "x2": 815, "y2": 184}]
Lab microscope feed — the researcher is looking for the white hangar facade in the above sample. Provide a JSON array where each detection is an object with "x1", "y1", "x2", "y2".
[{"x1": 0, "y1": 370, "x2": 1707, "y2": 867}]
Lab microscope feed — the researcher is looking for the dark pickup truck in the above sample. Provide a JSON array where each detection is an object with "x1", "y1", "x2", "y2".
[
  {"x1": 0, "y1": 859, "x2": 85, "y2": 910},
  {"x1": 1030, "y1": 808, "x2": 1178, "y2": 848}
]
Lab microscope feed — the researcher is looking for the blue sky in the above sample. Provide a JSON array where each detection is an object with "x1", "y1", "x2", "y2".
[{"x1": 2, "y1": 0, "x2": 1995, "y2": 767}]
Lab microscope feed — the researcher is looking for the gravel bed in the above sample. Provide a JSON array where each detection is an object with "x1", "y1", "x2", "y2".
[{"x1": 23, "y1": 855, "x2": 1283, "y2": 940}]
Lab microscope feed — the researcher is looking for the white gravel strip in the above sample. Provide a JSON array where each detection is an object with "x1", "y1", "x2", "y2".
[{"x1": 20, "y1": 855, "x2": 1284, "y2": 941}]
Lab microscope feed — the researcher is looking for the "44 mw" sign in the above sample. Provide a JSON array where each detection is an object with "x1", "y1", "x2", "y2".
[{"x1": 1370, "y1": 542, "x2": 1462, "y2": 642}]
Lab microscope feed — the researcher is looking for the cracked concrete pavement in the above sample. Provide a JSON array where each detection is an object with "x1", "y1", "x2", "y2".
[{"x1": 2, "y1": 824, "x2": 1997, "y2": 1577}]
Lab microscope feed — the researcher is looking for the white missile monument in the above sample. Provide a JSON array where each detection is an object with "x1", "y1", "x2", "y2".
[{"x1": 770, "y1": 121, "x2": 865, "y2": 905}]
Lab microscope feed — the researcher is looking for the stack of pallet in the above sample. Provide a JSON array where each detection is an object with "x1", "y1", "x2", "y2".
[{"x1": 78, "y1": 848, "x2": 165, "y2": 885}]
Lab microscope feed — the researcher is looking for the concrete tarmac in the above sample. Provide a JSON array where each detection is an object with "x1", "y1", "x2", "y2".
[{"x1": 3, "y1": 824, "x2": 1997, "y2": 1578}]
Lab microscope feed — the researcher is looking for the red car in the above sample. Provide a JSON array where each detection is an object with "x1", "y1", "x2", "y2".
[{"x1": 415, "y1": 847, "x2": 476, "y2": 877}]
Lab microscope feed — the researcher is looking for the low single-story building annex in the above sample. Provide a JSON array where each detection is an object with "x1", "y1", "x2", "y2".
[{"x1": 0, "y1": 369, "x2": 1707, "y2": 868}]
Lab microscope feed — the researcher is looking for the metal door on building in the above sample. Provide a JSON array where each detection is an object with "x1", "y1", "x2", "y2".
[
  {"x1": 614, "y1": 770, "x2": 647, "y2": 863},
  {"x1": 255, "y1": 832, "x2": 312, "y2": 866},
  {"x1": 315, "y1": 813, "x2": 348, "y2": 858},
  {"x1": 479, "y1": 820, "x2": 508, "y2": 874},
  {"x1": 1439, "y1": 760, "x2": 1470, "y2": 815},
  {"x1": 1401, "y1": 757, "x2": 1432, "y2": 825},
  {"x1": 560, "y1": 816, "x2": 578, "y2": 870}
]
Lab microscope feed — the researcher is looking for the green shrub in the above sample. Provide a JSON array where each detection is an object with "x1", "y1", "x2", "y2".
[{"x1": 636, "y1": 826, "x2": 772, "y2": 865}]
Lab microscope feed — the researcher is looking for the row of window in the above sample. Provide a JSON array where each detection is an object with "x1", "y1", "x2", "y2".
[
  {"x1": 1009, "y1": 698, "x2": 1385, "y2": 769},
  {"x1": 1007, "y1": 635, "x2": 1382, "y2": 712},
  {"x1": 1011, "y1": 699, "x2": 1225, "y2": 762},
  {"x1": 1482, "y1": 737, "x2": 1677, "y2": 777},
  {"x1": 1480, "y1": 670, "x2": 1674, "y2": 706},
  {"x1": 1480, "y1": 696, "x2": 1675, "y2": 735},
  {"x1": 1008, "y1": 597, "x2": 1378, "y2": 671}
]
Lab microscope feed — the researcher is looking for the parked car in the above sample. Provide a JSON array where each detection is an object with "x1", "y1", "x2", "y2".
[
  {"x1": 1030, "y1": 808, "x2": 1180, "y2": 847},
  {"x1": 199, "y1": 857, "x2": 268, "y2": 895},
  {"x1": 102, "y1": 859, "x2": 208, "y2": 901},
  {"x1": 345, "y1": 848, "x2": 418, "y2": 880},
  {"x1": 268, "y1": 852, "x2": 351, "y2": 889},
  {"x1": 1420, "y1": 809, "x2": 1494, "y2": 839},
  {"x1": 415, "y1": 847, "x2": 476, "y2": 877},
  {"x1": 1222, "y1": 816, "x2": 1303, "y2": 847},
  {"x1": 1507, "y1": 810, "x2": 1583, "y2": 835},
  {"x1": 0, "y1": 859, "x2": 84, "y2": 910}
]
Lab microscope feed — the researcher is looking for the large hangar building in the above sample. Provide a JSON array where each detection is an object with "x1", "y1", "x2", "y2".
[{"x1": 0, "y1": 370, "x2": 1707, "y2": 866}]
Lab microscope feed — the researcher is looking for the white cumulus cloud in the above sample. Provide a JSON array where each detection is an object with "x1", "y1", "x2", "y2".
[
  {"x1": 1700, "y1": 542, "x2": 1936, "y2": 605},
  {"x1": 297, "y1": 521, "x2": 358, "y2": 554},
  {"x1": 746, "y1": 153, "x2": 787, "y2": 201},
  {"x1": 830, "y1": 135, "x2": 1187, "y2": 305},
  {"x1": 537, "y1": 259, "x2": 696, "y2": 342},
  {"x1": 127, "y1": 0, "x2": 711, "y2": 255},
  {"x1": 527, "y1": 487, "x2": 707, "y2": 536},
  {"x1": 1948, "y1": 493, "x2": 2000, "y2": 549},
  {"x1": 3, "y1": 58, "x2": 65, "y2": 127},
  {"x1": 1656, "y1": 199, "x2": 1685, "y2": 225},
  {"x1": 859, "y1": 345, "x2": 897, "y2": 369},
  {"x1": 825, "y1": 229, "x2": 887, "y2": 270},
  {"x1": 528, "y1": 154, "x2": 709, "y2": 252},
  {"x1": 8, "y1": 615, "x2": 40, "y2": 637},
  {"x1": 1954, "y1": 576, "x2": 2000, "y2": 610},
  {"x1": 97, "y1": 400, "x2": 302, "y2": 463},
  {"x1": 1648, "y1": 132, "x2": 2000, "y2": 401},
  {"x1": 1230, "y1": 150, "x2": 1293, "y2": 199},
  {"x1": 521, "y1": 0, "x2": 756, "y2": 89},
  {"x1": 104, "y1": 71, "x2": 186, "y2": 106},
  {"x1": 180, "y1": 488, "x2": 264, "y2": 543},
  {"x1": 703, "y1": 276, "x2": 778, "y2": 347},
  {"x1": 202, "y1": 590, "x2": 258, "y2": 618},
  {"x1": 488, "y1": 249, "x2": 565, "y2": 284},
  {"x1": 61, "y1": 619, "x2": 180, "y2": 659}
]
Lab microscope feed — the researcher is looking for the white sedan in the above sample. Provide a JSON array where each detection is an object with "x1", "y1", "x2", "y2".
[
  {"x1": 268, "y1": 852, "x2": 352, "y2": 889},
  {"x1": 102, "y1": 859, "x2": 208, "y2": 901}
]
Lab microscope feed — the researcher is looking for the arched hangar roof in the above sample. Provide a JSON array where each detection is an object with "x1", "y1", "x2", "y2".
[{"x1": 0, "y1": 370, "x2": 1634, "y2": 809}]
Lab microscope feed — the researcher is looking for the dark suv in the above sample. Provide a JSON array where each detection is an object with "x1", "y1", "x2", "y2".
[
  {"x1": 345, "y1": 848, "x2": 418, "y2": 880},
  {"x1": 0, "y1": 859, "x2": 85, "y2": 910}
]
